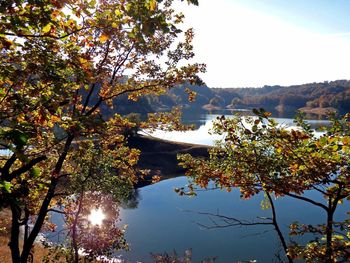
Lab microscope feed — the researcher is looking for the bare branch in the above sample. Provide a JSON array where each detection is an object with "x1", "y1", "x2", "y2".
[
  {"x1": 310, "y1": 185, "x2": 328, "y2": 196},
  {"x1": 181, "y1": 209, "x2": 273, "y2": 230},
  {"x1": 47, "y1": 209, "x2": 67, "y2": 215},
  {"x1": 284, "y1": 192, "x2": 328, "y2": 211},
  {"x1": 82, "y1": 41, "x2": 111, "y2": 114}
]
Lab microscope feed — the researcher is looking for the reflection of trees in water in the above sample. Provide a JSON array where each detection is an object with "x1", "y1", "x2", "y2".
[
  {"x1": 120, "y1": 189, "x2": 141, "y2": 209},
  {"x1": 151, "y1": 249, "x2": 217, "y2": 263}
]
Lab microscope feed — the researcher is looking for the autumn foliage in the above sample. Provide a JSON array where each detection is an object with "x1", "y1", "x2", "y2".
[
  {"x1": 0, "y1": 0, "x2": 204, "y2": 262},
  {"x1": 179, "y1": 109, "x2": 350, "y2": 262}
]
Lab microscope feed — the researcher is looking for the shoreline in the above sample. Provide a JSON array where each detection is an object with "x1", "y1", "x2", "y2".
[{"x1": 127, "y1": 135, "x2": 210, "y2": 187}]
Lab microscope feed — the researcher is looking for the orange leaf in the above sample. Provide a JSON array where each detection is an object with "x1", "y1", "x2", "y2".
[{"x1": 99, "y1": 34, "x2": 109, "y2": 43}]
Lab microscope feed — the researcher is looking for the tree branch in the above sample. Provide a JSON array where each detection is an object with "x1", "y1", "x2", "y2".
[
  {"x1": 47, "y1": 209, "x2": 67, "y2": 215},
  {"x1": 21, "y1": 134, "x2": 74, "y2": 262},
  {"x1": 0, "y1": 84, "x2": 13, "y2": 105},
  {"x1": 5, "y1": 155, "x2": 47, "y2": 181},
  {"x1": 284, "y1": 192, "x2": 328, "y2": 211},
  {"x1": 266, "y1": 192, "x2": 293, "y2": 263},
  {"x1": 84, "y1": 44, "x2": 135, "y2": 116},
  {"x1": 82, "y1": 41, "x2": 111, "y2": 114},
  {"x1": 110, "y1": 43, "x2": 135, "y2": 83},
  {"x1": 182, "y1": 209, "x2": 273, "y2": 230},
  {"x1": 2, "y1": 27, "x2": 87, "y2": 40},
  {"x1": 310, "y1": 185, "x2": 328, "y2": 196},
  {"x1": 1, "y1": 153, "x2": 17, "y2": 178}
]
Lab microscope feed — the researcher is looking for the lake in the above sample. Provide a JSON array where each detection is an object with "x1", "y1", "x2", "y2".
[
  {"x1": 147, "y1": 109, "x2": 330, "y2": 145},
  {"x1": 115, "y1": 111, "x2": 347, "y2": 262}
]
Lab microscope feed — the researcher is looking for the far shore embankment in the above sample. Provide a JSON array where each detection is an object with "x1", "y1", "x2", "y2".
[{"x1": 127, "y1": 135, "x2": 210, "y2": 187}]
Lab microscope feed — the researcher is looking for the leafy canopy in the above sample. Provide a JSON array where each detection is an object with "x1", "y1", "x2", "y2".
[
  {"x1": 179, "y1": 110, "x2": 350, "y2": 262},
  {"x1": 0, "y1": 0, "x2": 204, "y2": 262}
]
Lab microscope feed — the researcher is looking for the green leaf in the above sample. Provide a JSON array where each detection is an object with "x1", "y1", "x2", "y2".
[
  {"x1": 260, "y1": 194, "x2": 271, "y2": 210},
  {"x1": 89, "y1": 0, "x2": 97, "y2": 7},
  {"x1": 125, "y1": 3, "x2": 132, "y2": 12},
  {"x1": 319, "y1": 136, "x2": 327, "y2": 146},
  {"x1": 6, "y1": 130, "x2": 28, "y2": 148},
  {"x1": 30, "y1": 167, "x2": 41, "y2": 178},
  {"x1": 0, "y1": 181, "x2": 12, "y2": 193}
]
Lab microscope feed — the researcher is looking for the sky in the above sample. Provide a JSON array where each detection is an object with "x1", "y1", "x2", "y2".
[{"x1": 175, "y1": 0, "x2": 350, "y2": 88}]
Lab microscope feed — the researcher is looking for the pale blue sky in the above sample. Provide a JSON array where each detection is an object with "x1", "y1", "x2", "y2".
[
  {"x1": 237, "y1": 0, "x2": 350, "y2": 35},
  {"x1": 176, "y1": 0, "x2": 350, "y2": 87}
]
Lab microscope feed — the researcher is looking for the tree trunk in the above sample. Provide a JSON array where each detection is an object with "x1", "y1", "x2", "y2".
[
  {"x1": 72, "y1": 194, "x2": 84, "y2": 263},
  {"x1": 326, "y1": 210, "x2": 334, "y2": 262},
  {"x1": 9, "y1": 202, "x2": 21, "y2": 263},
  {"x1": 21, "y1": 134, "x2": 74, "y2": 263},
  {"x1": 325, "y1": 195, "x2": 336, "y2": 263},
  {"x1": 267, "y1": 193, "x2": 294, "y2": 263}
]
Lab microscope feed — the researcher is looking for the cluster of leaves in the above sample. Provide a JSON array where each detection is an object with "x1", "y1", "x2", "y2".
[
  {"x1": 0, "y1": 0, "x2": 204, "y2": 262},
  {"x1": 65, "y1": 192, "x2": 127, "y2": 259},
  {"x1": 179, "y1": 109, "x2": 350, "y2": 262}
]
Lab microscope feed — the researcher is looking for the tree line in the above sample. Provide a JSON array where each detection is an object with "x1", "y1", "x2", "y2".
[{"x1": 107, "y1": 80, "x2": 350, "y2": 115}]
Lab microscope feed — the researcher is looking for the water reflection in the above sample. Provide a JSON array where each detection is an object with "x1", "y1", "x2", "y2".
[
  {"x1": 180, "y1": 108, "x2": 330, "y2": 128},
  {"x1": 120, "y1": 189, "x2": 141, "y2": 210},
  {"x1": 47, "y1": 192, "x2": 127, "y2": 261},
  {"x1": 149, "y1": 112, "x2": 329, "y2": 146},
  {"x1": 49, "y1": 112, "x2": 336, "y2": 262},
  {"x1": 117, "y1": 113, "x2": 339, "y2": 262},
  {"x1": 118, "y1": 176, "x2": 349, "y2": 263}
]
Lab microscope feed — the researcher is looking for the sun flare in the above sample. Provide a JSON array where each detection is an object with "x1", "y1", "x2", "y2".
[{"x1": 88, "y1": 208, "x2": 106, "y2": 226}]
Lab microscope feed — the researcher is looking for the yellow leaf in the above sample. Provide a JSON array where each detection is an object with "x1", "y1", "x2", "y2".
[
  {"x1": 99, "y1": 34, "x2": 109, "y2": 43},
  {"x1": 42, "y1": 23, "x2": 52, "y2": 33},
  {"x1": 16, "y1": 114, "x2": 26, "y2": 123},
  {"x1": 114, "y1": 9, "x2": 122, "y2": 17},
  {"x1": 342, "y1": 136, "x2": 350, "y2": 145},
  {"x1": 149, "y1": 0, "x2": 157, "y2": 11},
  {"x1": 79, "y1": 57, "x2": 88, "y2": 64}
]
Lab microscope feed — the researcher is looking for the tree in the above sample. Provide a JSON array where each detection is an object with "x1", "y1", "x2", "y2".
[
  {"x1": 179, "y1": 109, "x2": 350, "y2": 262},
  {"x1": 209, "y1": 96, "x2": 224, "y2": 107},
  {"x1": 0, "y1": 0, "x2": 205, "y2": 262},
  {"x1": 230, "y1": 97, "x2": 242, "y2": 108}
]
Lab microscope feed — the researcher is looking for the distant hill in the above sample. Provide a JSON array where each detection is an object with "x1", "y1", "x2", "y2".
[
  {"x1": 215, "y1": 80, "x2": 350, "y2": 115},
  {"x1": 99, "y1": 80, "x2": 350, "y2": 117}
]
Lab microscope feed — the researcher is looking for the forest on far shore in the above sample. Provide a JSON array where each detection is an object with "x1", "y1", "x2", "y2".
[{"x1": 103, "y1": 79, "x2": 350, "y2": 116}]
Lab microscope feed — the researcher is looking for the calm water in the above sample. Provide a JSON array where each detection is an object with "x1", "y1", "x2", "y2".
[
  {"x1": 119, "y1": 179, "x2": 348, "y2": 263},
  {"x1": 116, "y1": 112, "x2": 346, "y2": 262},
  {"x1": 147, "y1": 110, "x2": 329, "y2": 145},
  {"x1": 47, "y1": 111, "x2": 346, "y2": 262}
]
